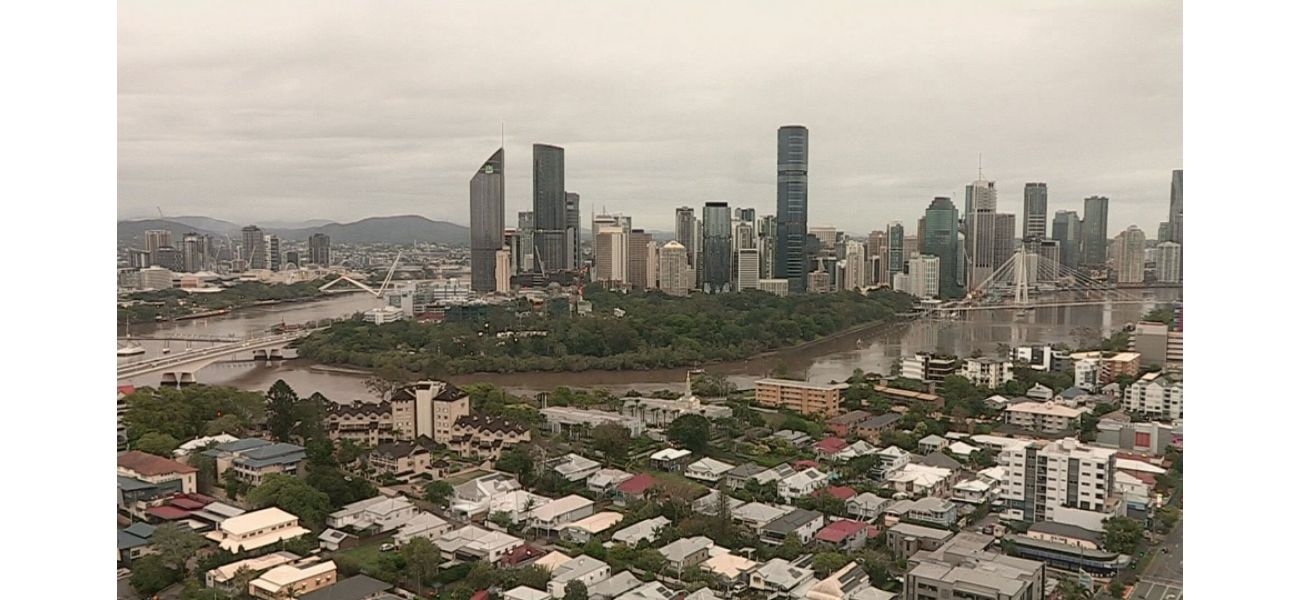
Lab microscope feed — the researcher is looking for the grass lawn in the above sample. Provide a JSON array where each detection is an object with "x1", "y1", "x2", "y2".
[
  {"x1": 442, "y1": 468, "x2": 491, "y2": 486},
  {"x1": 335, "y1": 541, "x2": 399, "y2": 582}
]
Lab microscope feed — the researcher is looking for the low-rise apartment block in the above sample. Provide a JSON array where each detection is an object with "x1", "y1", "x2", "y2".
[
  {"x1": 1003, "y1": 401, "x2": 1084, "y2": 433},
  {"x1": 900, "y1": 353, "x2": 960, "y2": 382},
  {"x1": 449, "y1": 415, "x2": 531, "y2": 460},
  {"x1": 1123, "y1": 371, "x2": 1183, "y2": 421},
  {"x1": 390, "y1": 380, "x2": 470, "y2": 444},
  {"x1": 904, "y1": 533, "x2": 1045, "y2": 600},
  {"x1": 754, "y1": 378, "x2": 847, "y2": 416},
  {"x1": 367, "y1": 442, "x2": 432, "y2": 483},
  {"x1": 998, "y1": 438, "x2": 1118, "y2": 524},
  {"x1": 203, "y1": 438, "x2": 306, "y2": 487},
  {"x1": 961, "y1": 357, "x2": 1015, "y2": 388}
]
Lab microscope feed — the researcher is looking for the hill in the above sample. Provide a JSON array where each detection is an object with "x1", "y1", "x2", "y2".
[{"x1": 119, "y1": 215, "x2": 469, "y2": 248}]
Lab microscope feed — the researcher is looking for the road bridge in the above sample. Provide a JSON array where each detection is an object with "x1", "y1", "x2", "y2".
[{"x1": 116, "y1": 330, "x2": 318, "y2": 387}]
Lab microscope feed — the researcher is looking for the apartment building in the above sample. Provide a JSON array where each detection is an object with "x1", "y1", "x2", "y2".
[
  {"x1": 1071, "y1": 351, "x2": 1141, "y2": 392},
  {"x1": 448, "y1": 415, "x2": 531, "y2": 460},
  {"x1": 900, "y1": 353, "x2": 960, "y2": 382},
  {"x1": 326, "y1": 401, "x2": 395, "y2": 446},
  {"x1": 204, "y1": 439, "x2": 307, "y2": 487},
  {"x1": 904, "y1": 533, "x2": 1045, "y2": 600},
  {"x1": 391, "y1": 380, "x2": 470, "y2": 444},
  {"x1": 1124, "y1": 372, "x2": 1183, "y2": 421},
  {"x1": 961, "y1": 357, "x2": 1015, "y2": 388},
  {"x1": 1004, "y1": 401, "x2": 1085, "y2": 433},
  {"x1": 367, "y1": 442, "x2": 432, "y2": 483},
  {"x1": 754, "y1": 378, "x2": 848, "y2": 416},
  {"x1": 998, "y1": 438, "x2": 1118, "y2": 524}
]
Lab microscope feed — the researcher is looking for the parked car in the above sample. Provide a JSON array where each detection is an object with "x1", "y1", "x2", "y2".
[{"x1": 381, "y1": 543, "x2": 396, "y2": 552}]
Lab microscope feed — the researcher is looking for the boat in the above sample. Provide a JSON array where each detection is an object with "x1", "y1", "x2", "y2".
[{"x1": 117, "y1": 344, "x2": 146, "y2": 357}]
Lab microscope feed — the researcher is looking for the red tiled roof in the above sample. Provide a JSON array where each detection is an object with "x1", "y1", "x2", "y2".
[
  {"x1": 815, "y1": 519, "x2": 869, "y2": 543},
  {"x1": 616, "y1": 473, "x2": 657, "y2": 495},
  {"x1": 147, "y1": 505, "x2": 192, "y2": 520},
  {"x1": 470, "y1": 591, "x2": 489, "y2": 600},
  {"x1": 813, "y1": 437, "x2": 849, "y2": 454},
  {"x1": 169, "y1": 497, "x2": 208, "y2": 510},
  {"x1": 865, "y1": 525, "x2": 882, "y2": 539},
  {"x1": 499, "y1": 544, "x2": 544, "y2": 566},
  {"x1": 818, "y1": 486, "x2": 857, "y2": 501},
  {"x1": 118, "y1": 451, "x2": 197, "y2": 476},
  {"x1": 117, "y1": 385, "x2": 136, "y2": 397},
  {"x1": 793, "y1": 460, "x2": 819, "y2": 470}
]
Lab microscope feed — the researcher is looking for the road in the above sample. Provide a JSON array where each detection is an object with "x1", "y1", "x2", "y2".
[{"x1": 1141, "y1": 519, "x2": 1184, "y2": 585}]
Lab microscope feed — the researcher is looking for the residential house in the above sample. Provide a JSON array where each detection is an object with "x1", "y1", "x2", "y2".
[
  {"x1": 528, "y1": 495, "x2": 596, "y2": 536},
  {"x1": 1026, "y1": 383, "x2": 1054, "y2": 400},
  {"x1": 436, "y1": 525, "x2": 526, "y2": 564},
  {"x1": 298, "y1": 575, "x2": 392, "y2": 600},
  {"x1": 548, "y1": 453, "x2": 602, "y2": 482},
  {"x1": 117, "y1": 522, "x2": 158, "y2": 566},
  {"x1": 832, "y1": 440, "x2": 877, "y2": 462},
  {"x1": 393, "y1": 511, "x2": 450, "y2": 546},
  {"x1": 872, "y1": 446, "x2": 912, "y2": 479},
  {"x1": 749, "y1": 557, "x2": 816, "y2": 596},
  {"x1": 614, "y1": 473, "x2": 657, "y2": 506},
  {"x1": 588, "y1": 468, "x2": 635, "y2": 495},
  {"x1": 317, "y1": 529, "x2": 350, "y2": 552},
  {"x1": 847, "y1": 491, "x2": 892, "y2": 521},
  {"x1": 587, "y1": 571, "x2": 643, "y2": 600},
  {"x1": 779, "y1": 468, "x2": 831, "y2": 501},
  {"x1": 449, "y1": 415, "x2": 531, "y2": 460},
  {"x1": 885, "y1": 522, "x2": 953, "y2": 558},
  {"x1": 367, "y1": 442, "x2": 432, "y2": 483},
  {"x1": 685, "y1": 458, "x2": 736, "y2": 483},
  {"x1": 733, "y1": 501, "x2": 796, "y2": 532},
  {"x1": 693, "y1": 489, "x2": 747, "y2": 516},
  {"x1": 206, "y1": 552, "x2": 299, "y2": 592},
  {"x1": 815, "y1": 519, "x2": 872, "y2": 550},
  {"x1": 893, "y1": 496, "x2": 958, "y2": 528},
  {"x1": 858, "y1": 413, "x2": 902, "y2": 444},
  {"x1": 117, "y1": 451, "x2": 197, "y2": 495},
  {"x1": 611, "y1": 516, "x2": 670, "y2": 547},
  {"x1": 562, "y1": 512, "x2": 624, "y2": 544},
  {"x1": 805, "y1": 562, "x2": 895, "y2": 600},
  {"x1": 615, "y1": 581, "x2": 677, "y2": 600},
  {"x1": 760, "y1": 508, "x2": 826, "y2": 545},
  {"x1": 773, "y1": 429, "x2": 813, "y2": 446},
  {"x1": 206, "y1": 507, "x2": 311, "y2": 554},
  {"x1": 173, "y1": 434, "x2": 239, "y2": 459},
  {"x1": 827, "y1": 410, "x2": 872, "y2": 438},
  {"x1": 249, "y1": 558, "x2": 337, "y2": 600},
  {"x1": 812, "y1": 437, "x2": 850, "y2": 458},
  {"x1": 505, "y1": 587, "x2": 553, "y2": 600},
  {"x1": 658, "y1": 535, "x2": 714, "y2": 573},
  {"x1": 917, "y1": 435, "x2": 948, "y2": 454},
  {"x1": 887, "y1": 463, "x2": 955, "y2": 498},
  {"x1": 204, "y1": 439, "x2": 307, "y2": 487},
  {"x1": 702, "y1": 547, "x2": 757, "y2": 584},
  {"x1": 449, "y1": 472, "x2": 523, "y2": 520},
  {"x1": 649, "y1": 448, "x2": 693, "y2": 472},
  {"x1": 548, "y1": 555, "x2": 611, "y2": 599},
  {"x1": 723, "y1": 462, "x2": 769, "y2": 489},
  {"x1": 327, "y1": 496, "x2": 418, "y2": 533}
]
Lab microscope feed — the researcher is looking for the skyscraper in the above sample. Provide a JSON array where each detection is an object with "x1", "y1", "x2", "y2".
[
  {"x1": 1168, "y1": 169, "x2": 1183, "y2": 245},
  {"x1": 627, "y1": 229, "x2": 655, "y2": 289},
  {"x1": 702, "y1": 202, "x2": 733, "y2": 293},
  {"x1": 921, "y1": 196, "x2": 962, "y2": 298},
  {"x1": 1023, "y1": 183, "x2": 1048, "y2": 240},
  {"x1": 145, "y1": 229, "x2": 173, "y2": 266},
  {"x1": 594, "y1": 224, "x2": 628, "y2": 284},
  {"x1": 1082, "y1": 196, "x2": 1110, "y2": 267},
  {"x1": 532, "y1": 144, "x2": 566, "y2": 273},
  {"x1": 182, "y1": 232, "x2": 207, "y2": 272},
  {"x1": 241, "y1": 225, "x2": 266, "y2": 270},
  {"x1": 1113, "y1": 225, "x2": 1146, "y2": 284},
  {"x1": 1156, "y1": 241, "x2": 1182, "y2": 283},
  {"x1": 565, "y1": 192, "x2": 581, "y2": 269},
  {"x1": 308, "y1": 233, "x2": 331, "y2": 266},
  {"x1": 993, "y1": 213, "x2": 1016, "y2": 272},
  {"x1": 736, "y1": 248, "x2": 760, "y2": 291},
  {"x1": 887, "y1": 222, "x2": 905, "y2": 277},
  {"x1": 776, "y1": 125, "x2": 809, "y2": 293},
  {"x1": 758, "y1": 214, "x2": 777, "y2": 279},
  {"x1": 842, "y1": 240, "x2": 867, "y2": 292},
  {"x1": 657, "y1": 241, "x2": 690, "y2": 297},
  {"x1": 517, "y1": 211, "x2": 535, "y2": 272},
  {"x1": 964, "y1": 179, "x2": 998, "y2": 289},
  {"x1": 267, "y1": 235, "x2": 281, "y2": 271},
  {"x1": 675, "y1": 207, "x2": 697, "y2": 268},
  {"x1": 1051, "y1": 210, "x2": 1082, "y2": 269},
  {"x1": 469, "y1": 147, "x2": 505, "y2": 292}
]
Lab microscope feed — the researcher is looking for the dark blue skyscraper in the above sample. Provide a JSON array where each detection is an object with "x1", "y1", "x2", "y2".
[
  {"x1": 470, "y1": 147, "x2": 505, "y2": 291},
  {"x1": 701, "y1": 202, "x2": 733, "y2": 293},
  {"x1": 922, "y1": 197, "x2": 962, "y2": 298},
  {"x1": 776, "y1": 125, "x2": 809, "y2": 293},
  {"x1": 532, "y1": 144, "x2": 566, "y2": 272}
]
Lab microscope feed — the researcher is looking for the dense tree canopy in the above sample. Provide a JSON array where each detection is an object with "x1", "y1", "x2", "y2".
[
  {"x1": 247, "y1": 473, "x2": 332, "y2": 530},
  {"x1": 667, "y1": 414, "x2": 711, "y2": 453},
  {"x1": 120, "y1": 280, "x2": 327, "y2": 324},
  {"x1": 297, "y1": 289, "x2": 914, "y2": 375},
  {"x1": 124, "y1": 385, "x2": 265, "y2": 445}
]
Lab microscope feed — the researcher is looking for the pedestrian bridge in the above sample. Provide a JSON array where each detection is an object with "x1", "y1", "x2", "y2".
[{"x1": 116, "y1": 330, "x2": 319, "y2": 386}]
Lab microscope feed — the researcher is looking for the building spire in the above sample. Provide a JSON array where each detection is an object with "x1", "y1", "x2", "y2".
[{"x1": 978, "y1": 153, "x2": 983, "y2": 180}]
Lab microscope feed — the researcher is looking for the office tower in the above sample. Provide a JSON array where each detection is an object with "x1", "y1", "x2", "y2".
[
  {"x1": 657, "y1": 241, "x2": 690, "y2": 296},
  {"x1": 127, "y1": 248, "x2": 150, "y2": 269},
  {"x1": 999, "y1": 438, "x2": 1117, "y2": 523},
  {"x1": 907, "y1": 255, "x2": 940, "y2": 298},
  {"x1": 736, "y1": 248, "x2": 760, "y2": 290},
  {"x1": 903, "y1": 235, "x2": 919, "y2": 261},
  {"x1": 517, "y1": 212, "x2": 536, "y2": 272},
  {"x1": 776, "y1": 125, "x2": 810, "y2": 293},
  {"x1": 701, "y1": 202, "x2": 733, "y2": 293},
  {"x1": 494, "y1": 249, "x2": 511, "y2": 293},
  {"x1": 627, "y1": 229, "x2": 654, "y2": 289},
  {"x1": 993, "y1": 213, "x2": 1016, "y2": 272},
  {"x1": 181, "y1": 232, "x2": 206, "y2": 272},
  {"x1": 964, "y1": 179, "x2": 998, "y2": 289},
  {"x1": 1038, "y1": 239, "x2": 1061, "y2": 281},
  {"x1": 736, "y1": 207, "x2": 757, "y2": 224},
  {"x1": 758, "y1": 214, "x2": 777, "y2": 279},
  {"x1": 887, "y1": 222, "x2": 905, "y2": 277},
  {"x1": 593, "y1": 215, "x2": 629, "y2": 284},
  {"x1": 1169, "y1": 169, "x2": 1183, "y2": 244},
  {"x1": 152, "y1": 246, "x2": 183, "y2": 272},
  {"x1": 1050, "y1": 210, "x2": 1083, "y2": 270},
  {"x1": 308, "y1": 233, "x2": 331, "y2": 267},
  {"x1": 920, "y1": 197, "x2": 962, "y2": 299},
  {"x1": 242, "y1": 225, "x2": 266, "y2": 270},
  {"x1": 865, "y1": 230, "x2": 886, "y2": 285},
  {"x1": 1081, "y1": 196, "x2": 1110, "y2": 267},
  {"x1": 809, "y1": 227, "x2": 837, "y2": 254},
  {"x1": 675, "y1": 207, "x2": 698, "y2": 267},
  {"x1": 1156, "y1": 241, "x2": 1182, "y2": 283},
  {"x1": 842, "y1": 241, "x2": 867, "y2": 292},
  {"x1": 470, "y1": 147, "x2": 505, "y2": 292},
  {"x1": 284, "y1": 250, "x2": 300, "y2": 268},
  {"x1": 144, "y1": 229, "x2": 173, "y2": 266},
  {"x1": 734, "y1": 221, "x2": 756, "y2": 252},
  {"x1": 565, "y1": 192, "x2": 581, "y2": 270},
  {"x1": 532, "y1": 144, "x2": 567, "y2": 273},
  {"x1": 267, "y1": 235, "x2": 281, "y2": 271},
  {"x1": 645, "y1": 241, "x2": 659, "y2": 289},
  {"x1": 1113, "y1": 225, "x2": 1146, "y2": 284},
  {"x1": 1023, "y1": 183, "x2": 1048, "y2": 240}
]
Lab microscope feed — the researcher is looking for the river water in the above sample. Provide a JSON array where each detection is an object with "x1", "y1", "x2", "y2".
[{"x1": 117, "y1": 288, "x2": 1182, "y2": 403}]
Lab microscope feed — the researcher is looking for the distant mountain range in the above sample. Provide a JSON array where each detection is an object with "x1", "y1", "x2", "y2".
[{"x1": 117, "y1": 215, "x2": 470, "y2": 247}]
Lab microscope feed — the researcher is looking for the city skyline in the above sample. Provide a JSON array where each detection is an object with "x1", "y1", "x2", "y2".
[{"x1": 119, "y1": 1, "x2": 1181, "y2": 234}]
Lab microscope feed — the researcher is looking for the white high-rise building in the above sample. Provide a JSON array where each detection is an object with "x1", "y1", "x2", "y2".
[
  {"x1": 645, "y1": 241, "x2": 659, "y2": 289},
  {"x1": 657, "y1": 241, "x2": 690, "y2": 296},
  {"x1": 1155, "y1": 241, "x2": 1182, "y2": 283},
  {"x1": 1124, "y1": 372, "x2": 1183, "y2": 421},
  {"x1": 758, "y1": 278, "x2": 789, "y2": 296},
  {"x1": 494, "y1": 249, "x2": 511, "y2": 293},
  {"x1": 998, "y1": 438, "x2": 1117, "y2": 523},
  {"x1": 842, "y1": 241, "x2": 867, "y2": 292},
  {"x1": 594, "y1": 224, "x2": 628, "y2": 284},
  {"x1": 1113, "y1": 225, "x2": 1146, "y2": 284},
  {"x1": 907, "y1": 255, "x2": 940, "y2": 299},
  {"x1": 736, "y1": 248, "x2": 760, "y2": 290}
]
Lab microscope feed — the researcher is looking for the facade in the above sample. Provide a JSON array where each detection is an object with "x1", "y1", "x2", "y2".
[
  {"x1": 887, "y1": 222, "x2": 906, "y2": 278},
  {"x1": 1130, "y1": 322, "x2": 1173, "y2": 367},
  {"x1": 754, "y1": 378, "x2": 846, "y2": 416},
  {"x1": 736, "y1": 247, "x2": 761, "y2": 290},
  {"x1": 701, "y1": 202, "x2": 733, "y2": 293},
  {"x1": 1155, "y1": 241, "x2": 1182, "y2": 283},
  {"x1": 1123, "y1": 372, "x2": 1183, "y2": 420},
  {"x1": 470, "y1": 147, "x2": 506, "y2": 292},
  {"x1": 776, "y1": 125, "x2": 810, "y2": 293},
  {"x1": 675, "y1": 207, "x2": 698, "y2": 271},
  {"x1": 308, "y1": 233, "x2": 330, "y2": 266},
  {"x1": 531, "y1": 144, "x2": 567, "y2": 273},
  {"x1": 1113, "y1": 225, "x2": 1146, "y2": 284},
  {"x1": 627, "y1": 229, "x2": 655, "y2": 289},
  {"x1": 1051, "y1": 210, "x2": 1083, "y2": 270},
  {"x1": 921, "y1": 196, "x2": 962, "y2": 298},
  {"x1": 757, "y1": 278, "x2": 789, "y2": 296},
  {"x1": 594, "y1": 222, "x2": 628, "y2": 284},
  {"x1": 841, "y1": 241, "x2": 866, "y2": 292},
  {"x1": 657, "y1": 241, "x2": 691, "y2": 296},
  {"x1": 998, "y1": 438, "x2": 1117, "y2": 523},
  {"x1": 390, "y1": 381, "x2": 470, "y2": 444},
  {"x1": 1023, "y1": 183, "x2": 1048, "y2": 240},
  {"x1": 1004, "y1": 401, "x2": 1084, "y2": 433},
  {"x1": 242, "y1": 226, "x2": 267, "y2": 270},
  {"x1": 906, "y1": 255, "x2": 940, "y2": 298},
  {"x1": 1081, "y1": 196, "x2": 1110, "y2": 267},
  {"x1": 367, "y1": 442, "x2": 432, "y2": 483},
  {"x1": 448, "y1": 415, "x2": 531, "y2": 460},
  {"x1": 961, "y1": 357, "x2": 1014, "y2": 388}
]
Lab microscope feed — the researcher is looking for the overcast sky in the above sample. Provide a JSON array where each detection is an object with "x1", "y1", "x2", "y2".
[{"x1": 119, "y1": 0, "x2": 1181, "y2": 235}]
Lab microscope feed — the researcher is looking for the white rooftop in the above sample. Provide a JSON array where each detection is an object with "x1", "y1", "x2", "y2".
[{"x1": 650, "y1": 448, "x2": 692, "y2": 461}]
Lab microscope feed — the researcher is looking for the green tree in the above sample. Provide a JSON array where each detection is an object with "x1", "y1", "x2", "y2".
[
  {"x1": 307, "y1": 466, "x2": 377, "y2": 509},
  {"x1": 222, "y1": 467, "x2": 246, "y2": 500},
  {"x1": 1108, "y1": 579, "x2": 1127, "y2": 598},
  {"x1": 134, "y1": 433, "x2": 182, "y2": 457},
  {"x1": 151, "y1": 524, "x2": 207, "y2": 572},
  {"x1": 400, "y1": 537, "x2": 440, "y2": 596},
  {"x1": 204, "y1": 414, "x2": 244, "y2": 436},
  {"x1": 496, "y1": 447, "x2": 535, "y2": 481},
  {"x1": 590, "y1": 422, "x2": 632, "y2": 463},
  {"x1": 1102, "y1": 516, "x2": 1144, "y2": 554},
  {"x1": 247, "y1": 473, "x2": 332, "y2": 530},
  {"x1": 265, "y1": 380, "x2": 300, "y2": 442},
  {"x1": 516, "y1": 564, "x2": 550, "y2": 590},
  {"x1": 425, "y1": 480, "x2": 455, "y2": 507},
  {"x1": 667, "y1": 414, "x2": 710, "y2": 453},
  {"x1": 130, "y1": 555, "x2": 180, "y2": 595},
  {"x1": 813, "y1": 552, "x2": 850, "y2": 577},
  {"x1": 564, "y1": 579, "x2": 589, "y2": 600}
]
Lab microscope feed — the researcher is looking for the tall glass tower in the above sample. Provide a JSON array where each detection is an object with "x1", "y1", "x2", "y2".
[
  {"x1": 922, "y1": 197, "x2": 962, "y2": 298},
  {"x1": 532, "y1": 144, "x2": 566, "y2": 272},
  {"x1": 701, "y1": 202, "x2": 733, "y2": 293},
  {"x1": 1023, "y1": 183, "x2": 1048, "y2": 240},
  {"x1": 1082, "y1": 196, "x2": 1110, "y2": 267},
  {"x1": 1168, "y1": 169, "x2": 1183, "y2": 245},
  {"x1": 776, "y1": 125, "x2": 809, "y2": 293},
  {"x1": 470, "y1": 147, "x2": 505, "y2": 291}
]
